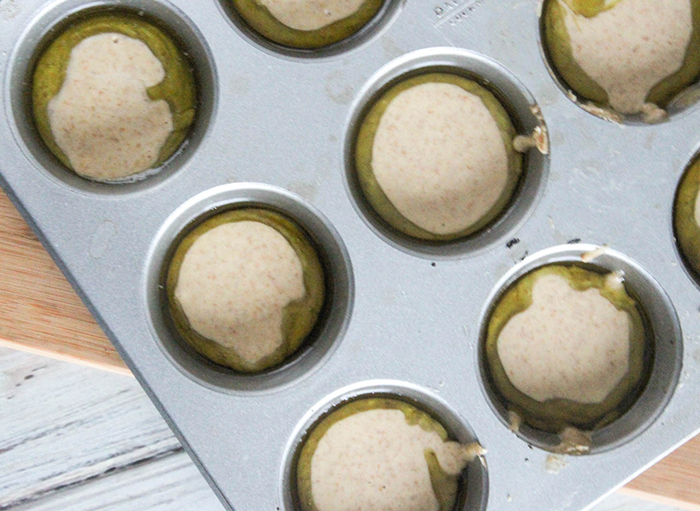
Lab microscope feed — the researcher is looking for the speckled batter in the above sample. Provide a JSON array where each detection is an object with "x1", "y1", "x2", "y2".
[
  {"x1": 174, "y1": 221, "x2": 305, "y2": 365},
  {"x1": 257, "y1": 0, "x2": 365, "y2": 30},
  {"x1": 497, "y1": 274, "x2": 631, "y2": 404},
  {"x1": 48, "y1": 33, "x2": 173, "y2": 180},
  {"x1": 371, "y1": 83, "x2": 509, "y2": 236},
  {"x1": 563, "y1": 0, "x2": 693, "y2": 113},
  {"x1": 310, "y1": 409, "x2": 472, "y2": 511}
]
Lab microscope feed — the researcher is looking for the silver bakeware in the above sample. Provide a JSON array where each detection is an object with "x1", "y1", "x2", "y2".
[{"x1": 1, "y1": 0, "x2": 700, "y2": 509}]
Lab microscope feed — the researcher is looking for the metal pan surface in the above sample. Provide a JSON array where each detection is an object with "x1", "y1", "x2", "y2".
[{"x1": 1, "y1": 0, "x2": 699, "y2": 509}]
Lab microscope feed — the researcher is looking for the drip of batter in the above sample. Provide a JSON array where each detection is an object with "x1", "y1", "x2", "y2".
[
  {"x1": 48, "y1": 33, "x2": 173, "y2": 180},
  {"x1": 258, "y1": 0, "x2": 365, "y2": 31},
  {"x1": 310, "y1": 409, "x2": 483, "y2": 511},
  {"x1": 371, "y1": 82, "x2": 509, "y2": 235},
  {"x1": 497, "y1": 273, "x2": 630, "y2": 404},
  {"x1": 562, "y1": 0, "x2": 693, "y2": 114},
  {"x1": 174, "y1": 221, "x2": 305, "y2": 364}
]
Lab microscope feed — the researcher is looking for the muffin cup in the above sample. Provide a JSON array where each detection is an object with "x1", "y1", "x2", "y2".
[
  {"x1": 674, "y1": 154, "x2": 700, "y2": 286},
  {"x1": 217, "y1": 0, "x2": 404, "y2": 58},
  {"x1": 478, "y1": 244, "x2": 682, "y2": 453},
  {"x1": 146, "y1": 183, "x2": 354, "y2": 393},
  {"x1": 344, "y1": 48, "x2": 549, "y2": 259},
  {"x1": 281, "y1": 380, "x2": 489, "y2": 511},
  {"x1": 539, "y1": 0, "x2": 700, "y2": 124},
  {"x1": 7, "y1": 0, "x2": 217, "y2": 192}
]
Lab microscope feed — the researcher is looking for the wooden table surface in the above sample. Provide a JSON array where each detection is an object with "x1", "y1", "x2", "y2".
[{"x1": 1, "y1": 190, "x2": 699, "y2": 509}]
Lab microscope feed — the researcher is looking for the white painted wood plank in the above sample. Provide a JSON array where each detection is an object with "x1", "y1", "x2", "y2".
[
  {"x1": 0, "y1": 347, "x2": 180, "y2": 508},
  {"x1": 0, "y1": 347, "x2": 685, "y2": 511},
  {"x1": 9, "y1": 452, "x2": 223, "y2": 511}
]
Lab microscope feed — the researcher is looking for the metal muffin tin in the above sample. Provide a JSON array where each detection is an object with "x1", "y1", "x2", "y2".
[{"x1": 1, "y1": 0, "x2": 699, "y2": 509}]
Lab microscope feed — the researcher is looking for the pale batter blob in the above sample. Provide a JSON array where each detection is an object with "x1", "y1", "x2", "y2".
[
  {"x1": 563, "y1": 0, "x2": 693, "y2": 114},
  {"x1": 258, "y1": 0, "x2": 365, "y2": 31},
  {"x1": 371, "y1": 83, "x2": 509, "y2": 235},
  {"x1": 497, "y1": 274, "x2": 630, "y2": 404},
  {"x1": 174, "y1": 221, "x2": 305, "y2": 364},
  {"x1": 310, "y1": 409, "x2": 474, "y2": 511},
  {"x1": 48, "y1": 33, "x2": 173, "y2": 180}
]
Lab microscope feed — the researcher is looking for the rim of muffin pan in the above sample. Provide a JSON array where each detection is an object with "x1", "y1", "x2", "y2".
[
  {"x1": 279, "y1": 380, "x2": 489, "y2": 511},
  {"x1": 145, "y1": 183, "x2": 354, "y2": 394},
  {"x1": 6, "y1": 0, "x2": 218, "y2": 194},
  {"x1": 343, "y1": 48, "x2": 550, "y2": 260},
  {"x1": 477, "y1": 243, "x2": 683, "y2": 454}
]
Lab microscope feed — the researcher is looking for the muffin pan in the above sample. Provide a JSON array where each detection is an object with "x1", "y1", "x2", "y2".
[{"x1": 1, "y1": 0, "x2": 700, "y2": 509}]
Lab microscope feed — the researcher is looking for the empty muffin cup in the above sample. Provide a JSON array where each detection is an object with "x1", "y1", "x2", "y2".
[
  {"x1": 293, "y1": 395, "x2": 486, "y2": 511},
  {"x1": 484, "y1": 262, "x2": 652, "y2": 438},
  {"x1": 31, "y1": 9, "x2": 197, "y2": 182},
  {"x1": 226, "y1": 0, "x2": 385, "y2": 50},
  {"x1": 542, "y1": 0, "x2": 700, "y2": 122},
  {"x1": 354, "y1": 72, "x2": 523, "y2": 242},
  {"x1": 166, "y1": 207, "x2": 325, "y2": 374}
]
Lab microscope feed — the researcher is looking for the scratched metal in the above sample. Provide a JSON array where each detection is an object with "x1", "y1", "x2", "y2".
[{"x1": 1, "y1": 0, "x2": 700, "y2": 509}]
